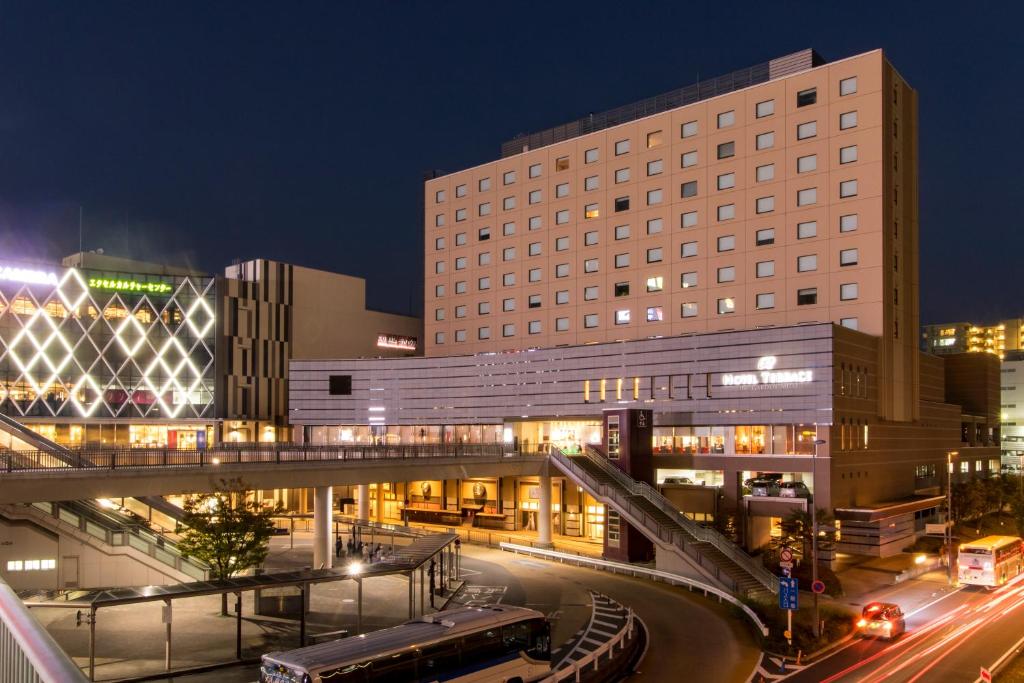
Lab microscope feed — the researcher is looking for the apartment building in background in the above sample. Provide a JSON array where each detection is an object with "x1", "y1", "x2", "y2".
[{"x1": 921, "y1": 319, "x2": 1024, "y2": 359}]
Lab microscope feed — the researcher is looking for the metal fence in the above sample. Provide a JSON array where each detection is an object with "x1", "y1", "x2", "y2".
[
  {"x1": 0, "y1": 442, "x2": 527, "y2": 474},
  {"x1": 0, "y1": 576, "x2": 87, "y2": 682}
]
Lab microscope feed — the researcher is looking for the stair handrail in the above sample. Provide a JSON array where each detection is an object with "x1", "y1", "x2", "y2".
[{"x1": 579, "y1": 446, "x2": 777, "y2": 594}]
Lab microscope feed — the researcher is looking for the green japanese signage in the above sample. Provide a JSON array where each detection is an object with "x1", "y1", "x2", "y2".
[{"x1": 87, "y1": 277, "x2": 174, "y2": 295}]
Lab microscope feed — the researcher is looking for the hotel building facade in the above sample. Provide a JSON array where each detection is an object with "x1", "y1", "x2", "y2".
[{"x1": 290, "y1": 48, "x2": 998, "y2": 556}]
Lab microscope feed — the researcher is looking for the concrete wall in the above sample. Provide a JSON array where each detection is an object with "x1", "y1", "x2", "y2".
[{"x1": 0, "y1": 516, "x2": 182, "y2": 591}]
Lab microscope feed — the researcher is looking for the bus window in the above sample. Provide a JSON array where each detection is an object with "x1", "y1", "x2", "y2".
[
  {"x1": 503, "y1": 623, "x2": 531, "y2": 650},
  {"x1": 418, "y1": 643, "x2": 459, "y2": 676},
  {"x1": 530, "y1": 619, "x2": 551, "y2": 660},
  {"x1": 369, "y1": 651, "x2": 416, "y2": 683},
  {"x1": 461, "y1": 628, "x2": 505, "y2": 669}
]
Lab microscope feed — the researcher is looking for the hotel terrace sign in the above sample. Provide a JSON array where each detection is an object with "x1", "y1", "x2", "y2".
[{"x1": 721, "y1": 356, "x2": 814, "y2": 387}]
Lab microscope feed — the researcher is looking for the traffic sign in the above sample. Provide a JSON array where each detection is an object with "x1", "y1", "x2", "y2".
[
  {"x1": 780, "y1": 547, "x2": 794, "y2": 562},
  {"x1": 981, "y1": 666, "x2": 992, "y2": 682},
  {"x1": 779, "y1": 560, "x2": 794, "y2": 570},
  {"x1": 779, "y1": 577, "x2": 799, "y2": 610},
  {"x1": 812, "y1": 580, "x2": 826, "y2": 594}
]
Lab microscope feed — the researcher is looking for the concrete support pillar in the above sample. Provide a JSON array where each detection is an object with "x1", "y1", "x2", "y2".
[
  {"x1": 538, "y1": 469, "x2": 553, "y2": 548},
  {"x1": 313, "y1": 485, "x2": 333, "y2": 569},
  {"x1": 357, "y1": 484, "x2": 370, "y2": 521},
  {"x1": 376, "y1": 483, "x2": 386, "y2": 523}
]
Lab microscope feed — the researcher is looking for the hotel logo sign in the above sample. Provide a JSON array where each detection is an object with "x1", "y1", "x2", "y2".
[{"x1": 722, "y1": 356, "x2": 814, "y2": 387}]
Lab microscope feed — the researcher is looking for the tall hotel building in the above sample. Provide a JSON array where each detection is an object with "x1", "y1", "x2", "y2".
[{"x1": 292, "y1": 49, "x2": 998, "y2": 557}]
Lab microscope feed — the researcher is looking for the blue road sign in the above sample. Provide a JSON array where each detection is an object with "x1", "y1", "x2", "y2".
[{"x1": 779, "y1": 577, "x2": 799, "y2": 610}]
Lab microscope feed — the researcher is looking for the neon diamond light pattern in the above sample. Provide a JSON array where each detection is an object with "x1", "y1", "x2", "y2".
[{"x1": 0, "y1": 267, "x2": 216, "y2": 418}]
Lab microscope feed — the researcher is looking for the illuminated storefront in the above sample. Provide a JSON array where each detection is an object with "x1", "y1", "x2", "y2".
[{"x1": 0, "y1": 257, "x2": 217, "y2": 446}]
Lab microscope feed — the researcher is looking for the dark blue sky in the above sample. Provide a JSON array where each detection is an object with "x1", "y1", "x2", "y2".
[{"x1": 0, "y1": 1, "x2": 1020, "y2": 323}]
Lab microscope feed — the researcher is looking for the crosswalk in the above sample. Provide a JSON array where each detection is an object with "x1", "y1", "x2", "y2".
[
  {"x1": 747, "y1": 653, "x2": 807, "y2": 682},
  {"x1": 552, "y1": 591, "x2": 631, "y2": 671}
]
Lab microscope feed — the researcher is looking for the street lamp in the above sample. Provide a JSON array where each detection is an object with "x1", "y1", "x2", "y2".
[
  {"x1": 947, "y1": 450, "x2": 958, "y2": 586},
  {"x1": 812, "y1": 438, "x2": 827, "y2": 639}
]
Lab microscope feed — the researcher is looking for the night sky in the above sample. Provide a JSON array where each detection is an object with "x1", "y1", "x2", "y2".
[{"x1": 0, "y1": 2, "x2": 1020, "y2": 323}]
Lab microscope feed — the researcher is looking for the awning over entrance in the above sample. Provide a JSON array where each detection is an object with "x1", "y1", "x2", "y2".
[{"x1": 834, "y1": 495, "x2": 945, "y2": 523}]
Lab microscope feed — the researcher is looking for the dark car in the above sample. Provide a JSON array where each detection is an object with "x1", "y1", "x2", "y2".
[
  {"x1": 661, "y1": 476, "x2": 694, "y2": 485},
  {"x1": 857, "y1": 602, "x2": 906, "y2": 640},
  {"x1": 747, "y1": 479, "x2": 780, "y2": 497},
  {"x1": 778, "y1": 481, "x2": 812, "y2": 499}
]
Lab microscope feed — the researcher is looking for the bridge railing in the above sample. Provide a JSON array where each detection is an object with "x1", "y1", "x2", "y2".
[
  {"x1": 0, "y1": 442, "x2": 533, "y2": 474},
  {"x1": 0, "y1": 576, "x2": 88, "y2": 682}
]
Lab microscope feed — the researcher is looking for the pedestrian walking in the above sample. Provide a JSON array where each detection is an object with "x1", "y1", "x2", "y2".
[{"x1": 335, "y1": 536, "x2": 343, "y2": 558}]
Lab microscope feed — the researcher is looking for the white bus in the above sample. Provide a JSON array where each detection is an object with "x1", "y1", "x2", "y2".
[
  {"x1": 958, "y1": 535, "x2": 1024, "y2": 588},
  {"x1": 260, "y1": 605, "x2": 551, "y2": 683}
]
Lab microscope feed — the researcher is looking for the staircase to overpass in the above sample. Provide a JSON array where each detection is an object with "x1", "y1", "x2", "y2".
[{"x1": 549, "y1": 446, "x2": 777, "y2": 599}]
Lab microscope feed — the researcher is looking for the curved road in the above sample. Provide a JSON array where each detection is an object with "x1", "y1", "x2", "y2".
[{"x1": 456, "y1": 545, "x2": 760, "y2": 682}]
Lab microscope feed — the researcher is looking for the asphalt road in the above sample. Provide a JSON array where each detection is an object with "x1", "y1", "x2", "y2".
[
  {"x1": 170, "y1": 544, "x2": 761, "y2": 682},
  {"x1": 782, "y1": 575, "x2": 1024, "y2": 682}
]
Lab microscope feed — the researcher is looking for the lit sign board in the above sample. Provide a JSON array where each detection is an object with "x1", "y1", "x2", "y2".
[
  {"x1": 0, "y1": 265, "x2": 59, "y2": 286},
  {"x1": 377, "y1": 334, "x2": 417, "y2": 351},
  {"x1": 87, "y1": 278, "x2": 173, "y2": 294},
  {"x1": 722, "y1": 356, "x2": 814, "y2": 386}
]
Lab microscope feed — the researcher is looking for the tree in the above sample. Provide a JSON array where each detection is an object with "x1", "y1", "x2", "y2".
[
  {"x1": 780, "y1": 507, "x2": 837, "y2": 560},
  {"x1": 178, "y1": 478, "x2": 283, "y2": 614}
]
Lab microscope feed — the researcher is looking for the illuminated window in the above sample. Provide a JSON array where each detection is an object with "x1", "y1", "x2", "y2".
[
  {"x1": 797, "y1": 221, "x2": 817, "y2": 239},
  {"x1": 647, "y1": 130, "x2": 663, "y2": 148},
  {"x1": 797, "y1": 155, "x2": 817, "y2": 173},
  {"x1": 555, "y1": 156, "x2": 570, "y2": 171},
  {"x1": 615, "y1": 309, "x2": 631, "y2": 325},
  {"x1": 717, "y1": 298, "x2": 735, "y2": 314},
  {"x1": 797, "y1": 188, "x2": 817, "y2": 206},
  {"x1": 646, "y1": 306, "x2": 663, "y2": 322},
  {"x1": 797, "y1": 255, "x2": 817, "y2": 272},
  {"x1": 756, "y1": 228, "x2": 775, "y2": 246},
  {"x1": 646, "y1": 276, "x2": 663, "y2": 292},
  {"x1": 6, "y1": 560, "x2": 23, "y2": 571},
  {"x1": 797, "y1": 121, "x2": 817, "y2": 140},
  {"x1": 756, "y1": 293, "x2": 775, "y2": 309},
  {"x1": 584, "y1": 204, "x2": 599, "y2": 219}
]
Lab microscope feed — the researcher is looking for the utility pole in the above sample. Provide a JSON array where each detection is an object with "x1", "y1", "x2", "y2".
[
  {"x1": 947, "y1": 450, "x2": 958, "y2": 585},
  {"x1": 812, "y1": 438, "x2": 826, "y2": 639}
]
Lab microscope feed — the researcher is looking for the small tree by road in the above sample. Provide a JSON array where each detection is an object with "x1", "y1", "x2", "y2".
[{"x1": 178, "y1": 478, "x2": 283, "y2": 614}]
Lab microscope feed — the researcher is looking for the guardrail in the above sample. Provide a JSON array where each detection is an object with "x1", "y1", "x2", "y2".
[
  {"x1": 19, "y1": 502, "x2": 207, "y2": 580},
  {"x1": 574, "y1": 447, "x2": 777, "y2": 594},
  {"x1": 0, "y1": 576, "x2": 88, "y2": 682},
  {"x1": 546, "y1": 591, "x2": 638, "y2": 683},
  {"x1": 0, "y1": 442, "x2": 535, "y2": 474},
  {"x1": 500, "y1": 542, "x2": 769, "y2": 638}
]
